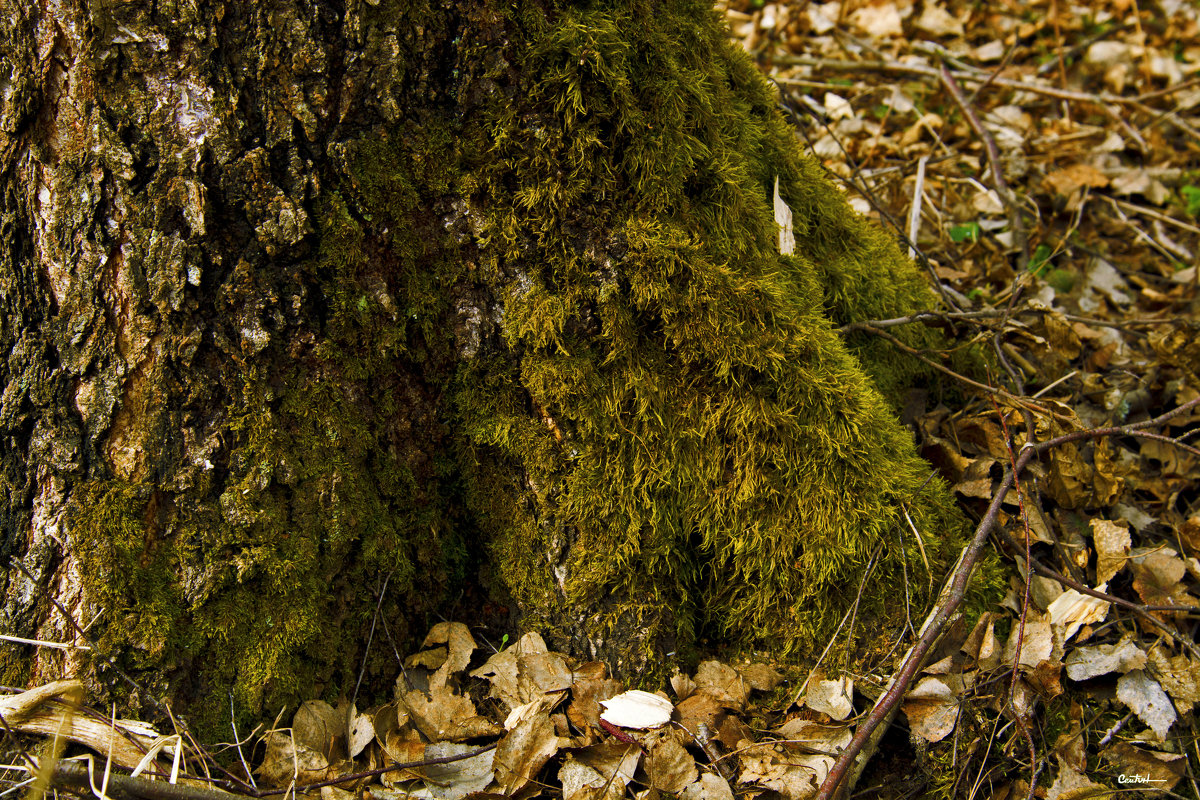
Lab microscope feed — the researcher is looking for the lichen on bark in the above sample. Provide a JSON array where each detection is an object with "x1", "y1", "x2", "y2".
[{"x1": 1, "y1": 0, "x2": 981, "y2": 730}]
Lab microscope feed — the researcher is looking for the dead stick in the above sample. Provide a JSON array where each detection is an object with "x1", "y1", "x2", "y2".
[{"x1": 51, "y1": 762, "x2": 240, "y2": 800}]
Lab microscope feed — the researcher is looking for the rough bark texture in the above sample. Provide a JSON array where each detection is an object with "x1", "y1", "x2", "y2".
[{"x1": 1, "y1": 0, "x2": 968, "y2": 731}]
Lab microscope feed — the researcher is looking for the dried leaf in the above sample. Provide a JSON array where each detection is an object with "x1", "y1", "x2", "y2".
[
  {"x1": 850, "y1": 2, "x2": 903, "y2": 38},
  {"x1": 1147, "y1": 645, "x2": 1200, "y2": 713},
  {"x1": 294, "y1": 700, "x2": 347, "y2": 763},
  {"x1": 670, "y1": 669, "x2": 697, "y2": 702},
  {"x1": 903, "y1": 677, "x2": 960, "y2": 743},
  {"x1": 400, "y1": 684, "x2": 503, "y2": 742},
  {"x1": 738, "y1": 663, "x2": 783, "y2": 691},
  {"x1": 1046, "y1": 756, "x2": 1108, "y2": 800},
  {"x1": 913, "y1": 4, "x2": 964, "y2": 37},
  {"x1": 422, "y1": 742, "x2": 496, "y2": 800},
  {"x1": 1116, "y1": 670, "x2": 1177, "y2": 740},
  {"x1": 422, "y1": 622, "x2": 477, "y2": 691},
  {"x1": 805, "y1": 676, "x2": 854, "y2": 721},
  {"x1": 1100, "y1": 742, "x2": 1186, "y2": 791},
  {"x1": 681, "y1": 773, "x2": 735, "y2": 800},
  {"x1": 774, "y1": 176, "x2": 794, "y2": 255},
  {"x1": 676, "y1": 691, "x2": 726, "y2": 735},
  {"x1": 257, "y1": 730, "x2": 330, "y2": 788},
  {"x1": 493, "y1": 708, "x2": 563, "y2": 795},
  {"x1": 348, "y1": 705, "x2": 375, "y2": 759},
  {"x1": 1129, "y1": 547, "x2": 1189, "y2": 610},
  {"x1": 1043, "y1": 164, "x2": 1110, "y2": 197},
  {"x1": 567, "y1": 662, "x2": 622, "y2": 733},
  {"x1": 1001, "y1": 620, "x2": 1054, "y2": 668},
  {"x1": 693, "y1": 661, "x2": 749, "y2": 710},
  {"x1": 1065, "y1": 637, "x2": 1146, "y2": 681},
  {"x1": 1047, "y1": 588, "x2": 1109, "y2": 642},
  {"x1": 645, "y1": 733, "x2": 697, "y2": 793},
  {"x1": 1091, "y1": 518, "x2": 1131, "y2": 585},
  {"x1": 470, "y1": 632, "x2": 550, "y2": 710}
]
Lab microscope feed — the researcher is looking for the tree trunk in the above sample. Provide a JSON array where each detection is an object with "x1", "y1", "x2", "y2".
[{"x1": 1, "y1": 0, "x2": 965, "y2": 732}]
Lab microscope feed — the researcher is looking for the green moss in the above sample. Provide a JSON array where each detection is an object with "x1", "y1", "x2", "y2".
[
  {"x1": 1045, "y1": 267, "x2": 1077, "y2": 294},
  {"x1": 454, "y1": 0, "x2": 974, "y2": 676}
]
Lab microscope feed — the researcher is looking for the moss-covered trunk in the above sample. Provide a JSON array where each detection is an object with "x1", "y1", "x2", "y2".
[{"x1": 1, "y1": 0, "x2": 965, "y2": 730}]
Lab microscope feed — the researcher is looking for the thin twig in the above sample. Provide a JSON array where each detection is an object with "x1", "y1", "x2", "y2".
[
  {"x1": 992, "y1": 400, "x2": 1039, "y2": 800},
  {"x1": 939, "y1": 64, "x2": 1030, "y2": 271}
]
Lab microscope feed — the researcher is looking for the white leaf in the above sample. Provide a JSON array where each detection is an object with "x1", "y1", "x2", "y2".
[
  {"x1": 1117, "y1": 670, "x2": 1177, "y2": 740},
  {"x1": 774, "y1": 177, "x2": 794, "y2": 255}
]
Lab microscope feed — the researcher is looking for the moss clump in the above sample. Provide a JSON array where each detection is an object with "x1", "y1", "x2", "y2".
[{"x1": 453, "y1": 0, "x2": 971, "y2": 675}]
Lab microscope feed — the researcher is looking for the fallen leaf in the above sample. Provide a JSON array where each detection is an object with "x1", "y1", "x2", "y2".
[
  {"x1": 645, "y1": 733, "x2": 697, "y2": 793},
  {"x1": 1147, "y1": 645, "x2": 1200, "y2": 713},
  {"x1": 681, "y1": 773, "x2": 735, "y2": 800},
  {"x1": 693, "y1": 661, "x2": 749, "y2": 710},
  {"x1": 1047, "y1": 587, "x2": 1109, "y2": 641},
  {"x1": 1091, "y1": 518, "x2": 1131, "y2": 584},
  {"x1": 1100, "y1": 742, "x2": 1186, "y2": 791},
  {"x1": 903, "y1": 677, "x2": 960, "y2": 742},
  {"x1": 400, "y1": 684, "x2": 503, "y2": 742},
  {"x1": 805, "y1": 676, "x2": 854, "y2": 721},
  {"x1": 851, "y1": 2, "x2": 903, "y2": 38},
  {"x1": 1043, "y1": 164, "x2": 1110, "y2": 197},
  {"x1": 422, "y1": 741, "x2": 496, "y2": 800},
  {"x1": 1001, "y1": 619, "x2": 1054, "y2": 668},
  {"x1": 738, "y1": 663, "x2": 783, "y2": 691},
  {"x1": 913, "y1": 4, "x2": 964, "y2": 37},
  {"x1": 1065, "y1": 637, "x2": 1146, "y2": 681},
  {"x1": 1046, "y1": 756, "x2": 1108, "y2": 800},
  {"x1": 493, "y1": 708, "x2": 563, "y2": 795},
  {"x1": 1116, "y1": 670, "x2": 1177, "y2": 740}
]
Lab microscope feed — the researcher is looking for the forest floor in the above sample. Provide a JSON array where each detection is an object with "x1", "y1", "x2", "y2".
[{"x1": 5, "y1": 2, "x2": 1200, "y2": 800}]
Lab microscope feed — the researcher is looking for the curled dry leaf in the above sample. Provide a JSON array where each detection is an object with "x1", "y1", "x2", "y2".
[
  {"x1": 1046, "y1": 756, "x2": 1108, "y2": 800},
  {"x1": 423, "y1": 621, "x2": 477, "y2": 691},
  {"x1": 1148, "y1": 644, "x2": 1200, "y2": 713},
  {"x1": 567, "y1": 662, "x2": 622, "y2": 734},
  {"x1": 399, "y1": 684, "x2": 503, "y2": 742},
  {"x1": 493, "y1": 707, "x2": 563, "y2": 795},
  {"x1": 1047, "y1": 587, "x2": 1109, "y2": 642},
  {"x1": 294, "y1": 700, "x2": 347, "y2": 763},
  {"x1": 738, "y1": 663, "x2": 783, "y2": 692},
  {"x1": 1129, "y1": 547, "x2": 1191, "y2": 614},
  {"x1": 961, "y1": 612, "x2": 1001, "y2": 672},
  {"x1": 257, "y1": 730, "x2": 333, "y2": 788},
  {"x1": 681, "y1": 773, "x2": 735, "y2": 800},
  {"x1": 670, "y1": 669, "x2": 697, "y2": 702},
  {"x1": 1001, "y1": 619, "x2": 1054, "y2": 668},
  {"x1": 469, "y1": 631, "x2": 551, "y2": 711}
]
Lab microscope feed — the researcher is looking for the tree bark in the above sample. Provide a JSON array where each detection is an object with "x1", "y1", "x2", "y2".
[{"x1": 1, "y1": 0, "x2": 964, "y2": 732}]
